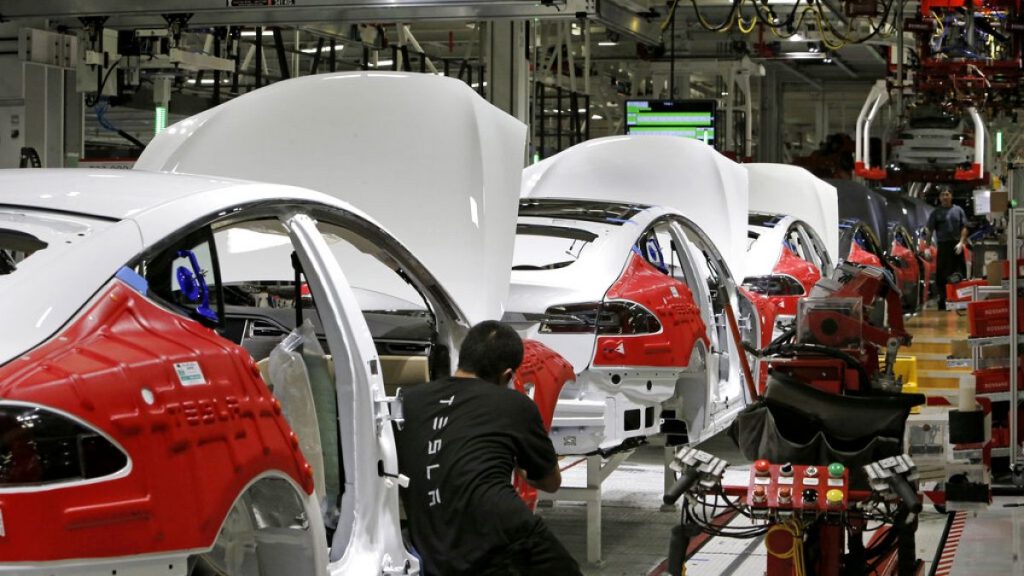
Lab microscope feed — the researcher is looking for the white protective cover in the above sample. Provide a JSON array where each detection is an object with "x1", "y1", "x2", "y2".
[
  {"x1": 744, "y1": 163, "x2": 839, "y2": 264},
  {"x1": 136, "y1": 71, "x2": 527, "y2": 325},
  {"x1": 744, "y1": 218, "x2": 790, "y2": 278},
  {"x1": 521, "y1": 136, "x2": 749, "y2": 279}
]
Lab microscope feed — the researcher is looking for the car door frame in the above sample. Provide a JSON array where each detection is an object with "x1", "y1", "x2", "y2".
[{"x1": 665, "y1": 216, "x2": 748, "y2": 434}]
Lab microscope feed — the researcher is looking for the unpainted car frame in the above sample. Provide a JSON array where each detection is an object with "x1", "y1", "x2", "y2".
[
  {"x1": 507, "y1": 136, "x2": 772, "y2": 457},
  {"x1": 0, "y1": 73, "x2": 570, "y2": 576}
]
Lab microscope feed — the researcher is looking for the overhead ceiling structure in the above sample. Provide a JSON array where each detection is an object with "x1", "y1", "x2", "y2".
[
  {"x1": 0, "y1": 0, "x2": 661, "y2": 44},
  {"x1": 0, "y1": 0, "x2": 907, "y2": 165}
]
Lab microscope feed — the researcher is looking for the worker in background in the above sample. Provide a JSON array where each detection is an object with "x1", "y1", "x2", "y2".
[
  {"x1": 396, "y1": 320, "x2": 581, "y2": 576},
  {"x1": 925, "y1": 186, "x2": 968, "y2": 310}
]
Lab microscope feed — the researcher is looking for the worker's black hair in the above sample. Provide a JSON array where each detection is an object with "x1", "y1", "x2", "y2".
[{"x1": 457, "y1": 320, "x2": 524, "y2": 383}]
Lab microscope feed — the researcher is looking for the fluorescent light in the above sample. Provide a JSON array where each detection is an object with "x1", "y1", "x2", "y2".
[
  {"x1": 997, "y1": 130, "x2": 1004, "y2": 153},
  {"x1": 591, "y1": 114, "x2": 604, "y2": 120},
  {"x1": 370, "y1": 59, "x2": 394, "y2": 67},
  {"x1": 823, "y1": 58, "x2": 833, "y2": 64},
  {"x1": 789, "y1": 32, "x2": 805, "y2": 41},
  {"x1": 598, "y1": 41, "x2": 617, "y2": 46},
  {"x1": 302, "y1": 45, "x2": 344, "y2": 54},
  {"x1": 470, "y1": 82, "x2": 489, "y2": 88},
  {"x1": 186, "y1": 78, "x2": 217, "y2": 85},
  {"x1": 782, "y1": 51, "x2": 827, "y2": 60},
  {"x1": 240, "y1": 30, "x2": 274, "y2": 37}
]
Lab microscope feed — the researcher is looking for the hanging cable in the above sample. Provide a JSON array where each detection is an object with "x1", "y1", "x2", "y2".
[
  {"x1": 84, "y1": 57, "x2": 123, "y2": 108},
  {"x1": 737, "y1": 4, "x2": 759, "y2": 34},
  {"x1": 688, "y1": 0, "x2": 742, "y2": 33},
  {"x1": 765, "y1": 518, "x2": 807, "y2": 576},
  {"x1": 94, "y1": 98, "x2": 146, "y2": 150}
]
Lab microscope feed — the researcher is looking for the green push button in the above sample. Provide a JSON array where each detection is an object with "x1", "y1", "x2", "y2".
[{"x1": 828, "y1": 462, "x2": 845, "y2": 478}]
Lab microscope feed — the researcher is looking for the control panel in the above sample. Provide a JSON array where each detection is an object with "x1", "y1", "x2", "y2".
[{"x1": 747, "y1": 460, "x2": 850, "y2": 514}]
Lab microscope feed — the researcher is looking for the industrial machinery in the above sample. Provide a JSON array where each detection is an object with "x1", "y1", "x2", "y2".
[
  {"x1": 764, "y1": 262, "x2": 912, "y2": 395},
  {"x1": 663, "y1": 263, "x2": 927, "y2": 575},
  {"x1": 664, "y1": 448, "x2": 923, "y2": 576}
]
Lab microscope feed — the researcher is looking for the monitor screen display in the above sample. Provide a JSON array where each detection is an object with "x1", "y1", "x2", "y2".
[{"x1": 624, "y1": 100, "x2": 717, "y2": 146}]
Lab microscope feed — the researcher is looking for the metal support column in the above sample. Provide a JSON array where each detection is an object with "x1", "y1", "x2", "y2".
[
  {"x1": 485, "y1": 20, "x2": 528, "y2": 123},
  {"x1": 1010, "y1": 208, "x2": 1022, "y2": 474},
  {"x1": 253, "y1": 26, "x2": 263, "y2": 88},
  {"x1": 758, "y1": 69, "x2": 782, "y2": 162}
]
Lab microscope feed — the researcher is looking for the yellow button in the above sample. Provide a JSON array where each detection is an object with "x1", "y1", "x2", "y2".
[{"x1": 826, "y1": 489, "x2": 844, "y2": 506}]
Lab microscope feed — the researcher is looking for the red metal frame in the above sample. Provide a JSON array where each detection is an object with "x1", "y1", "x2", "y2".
[
  {"x1": 770, "y1": 246, "x2": 823, "y2": 317},
  {"x1": 0, "y1": 280, "x2": 313, "y2": 563},
  {"x1": 593, "y1": 253, "x2": 708, "y2": 368},
  {"x1": 512, "y1": 339, "x2": 573, "y2": 509}
]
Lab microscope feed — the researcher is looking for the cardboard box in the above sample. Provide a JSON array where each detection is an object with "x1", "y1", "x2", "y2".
[
  {"x1": 992, "y1": 190, "x2": 1009, "y2": 213},
  {"x1": 987, "y1": 261, "x2": 1005, "y2": 286},
  {"x1": 950, "y1": 339, "x2": 971, "y2": 359}
]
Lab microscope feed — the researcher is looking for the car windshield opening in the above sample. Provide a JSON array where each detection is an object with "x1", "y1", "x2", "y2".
[
  {"x1": 519, "y1": 198, "x2": 647, "y2": 225},
  {"x1": 908, "y1": 115, "x2": 960, "y2": 130},
  {"x1": 514, "y1": 224, "x2": 598, "y2": 270}
]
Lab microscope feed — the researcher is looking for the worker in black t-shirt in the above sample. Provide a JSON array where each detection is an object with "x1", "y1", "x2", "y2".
[
  {"x1": 925, "y1": 187, "x2": 969, "y2": 310},
  {"x1": 395, "y1": 320, "x2": 581, "y2": 576}
]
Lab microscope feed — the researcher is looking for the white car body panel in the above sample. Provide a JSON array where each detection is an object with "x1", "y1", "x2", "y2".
[
  {"x1": 136, "y1": 71, "x2": 525, "y2": 325},
  {"x1": 745, "y1": 222, "x2": 788, "y2": 278},
  {"x1": 744, "y1": 163, "x2": 839, "y2": 264},
  {"x1": 520, "y1": 136, "x2": 749, "y2": 279},
  {"x1": 892, "y1": 127, "x2": 973, "y2": 168},
  {"x1": 0, "y1": 169, "x2": 368, "y2": 365},
  {"x1": 510, "y1": 200, "x2": 751, "y2": 454},
  {"x1": 0, "y1": 169, "x2": 442, "y2": 574}
]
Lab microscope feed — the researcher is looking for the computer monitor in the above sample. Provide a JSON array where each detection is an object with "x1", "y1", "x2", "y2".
[{"x1": 624, "y1": 99, "x2": 717, "y2": 146}]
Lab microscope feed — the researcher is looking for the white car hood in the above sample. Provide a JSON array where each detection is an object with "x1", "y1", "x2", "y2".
[
  {"x1": 521, "y1": 136, "x2": 749, "y2": 279},
  {"x1": 745, "y1": 163, "x2": 839, "y2": 264},
  {"x1": 745, "y1": 224, "x2": 785, "y2": 278},
  {"x1": 136, "y1": 71, "x2": 526, "y2": 325}
]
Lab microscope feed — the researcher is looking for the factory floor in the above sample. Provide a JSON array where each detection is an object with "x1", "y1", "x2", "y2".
[{"x1": 537, "y1": 308, "x2": 1024, "y2": 575}]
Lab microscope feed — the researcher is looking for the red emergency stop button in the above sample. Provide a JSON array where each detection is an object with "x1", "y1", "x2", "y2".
[{"x1": 754, "y1": 459, "x2": 771, "y2": 476}]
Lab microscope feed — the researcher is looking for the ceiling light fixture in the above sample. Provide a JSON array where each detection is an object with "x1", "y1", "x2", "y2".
[
  {"x1": 301, "y1": 45, "x2": 344, "y2": 54},
  {"x1": 781, "y1": 51, "x2": 827, "y2": 60}
]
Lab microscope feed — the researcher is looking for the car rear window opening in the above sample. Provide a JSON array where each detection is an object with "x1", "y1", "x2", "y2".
[{"x1": 0, "y1": 229, "x2": 48, "y2": 275}]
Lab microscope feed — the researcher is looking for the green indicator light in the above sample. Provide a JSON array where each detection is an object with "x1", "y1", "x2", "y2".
[
  {"x1": 828, "y1": 462, "x2": 845, "y2": 478},
  {"x1": 154, "y1": 106, "x2": 168, "y2": 135}
]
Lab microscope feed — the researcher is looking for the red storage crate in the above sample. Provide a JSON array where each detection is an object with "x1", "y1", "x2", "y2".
[
  {"x1": 973, "y1": 364, "x2": 1024, "y2": 394},
  {"x1": 968, "y1": 298, "x2": 1024, "y2": 338},
  {"x1": 947, "y1": 279, "x2": 988, "y2": 302},
  {"x1": 1001, "y1": 259, "x2": 1024, "y2": 279}
]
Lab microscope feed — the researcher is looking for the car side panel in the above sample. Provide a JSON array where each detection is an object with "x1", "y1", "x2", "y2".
[
  {"x1": 891, "y1": 241, "x2": 921, "y2": 304},
  {"x1": 847, "y1": 241, "x2": 883, "y2": 268},
  {"x1": 0, "y1": 280, "x2": 311, "y2": 562},
  {"x1": 770, "y1": 246, "x2": 822, "y2": 316},
  {"x1": 512, "y1": 339, "x2": 574, "y2": 508},
  {"x1": 593, "y1": 253, "x2": 708, "y2": 368}
]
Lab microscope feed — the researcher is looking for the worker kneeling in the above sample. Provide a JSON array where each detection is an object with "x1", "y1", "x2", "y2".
[{"x1": 396, "y1": 320, "x2": 582, "y2": 576}]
